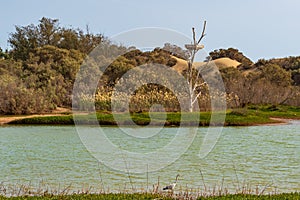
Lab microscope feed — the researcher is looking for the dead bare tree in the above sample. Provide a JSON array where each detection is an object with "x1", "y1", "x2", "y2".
[{"x1": 185, "y1": 21, "x2": 207, "y2": 112}]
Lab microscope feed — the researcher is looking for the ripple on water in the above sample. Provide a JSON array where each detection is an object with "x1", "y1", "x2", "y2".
[{"x1": 0, "y1": 123, "x2": 299, "y2": 193}]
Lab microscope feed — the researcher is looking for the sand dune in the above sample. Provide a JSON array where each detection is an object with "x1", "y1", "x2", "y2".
[
  {"x1": 171, "y1": 56, "x2": 189, "y2": 73},
  {"x1": 171, "y1": 56, "x2": 241, "y2": 73},
  {"x1": 213, "y1": 57, "x2": 241, "y2": 69}
]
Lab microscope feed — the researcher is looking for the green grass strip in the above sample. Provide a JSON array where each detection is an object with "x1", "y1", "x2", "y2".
[{"x1": 7, "y1": 105, "x2": 300, "y2": 126}]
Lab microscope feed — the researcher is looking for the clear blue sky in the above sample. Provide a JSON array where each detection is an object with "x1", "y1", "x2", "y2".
[{"x1": 1, "y1": 0, "x2": 300, "y2": 61}]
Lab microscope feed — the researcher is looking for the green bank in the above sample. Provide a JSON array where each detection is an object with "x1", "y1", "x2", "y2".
[{"x1": 7, "y1": 105, "x2": 300, "y2": 126}]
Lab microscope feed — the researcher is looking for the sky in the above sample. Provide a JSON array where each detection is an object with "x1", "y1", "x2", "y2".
[{"x1": 1, "y1": 0, "x2": 300, "y2": 62}]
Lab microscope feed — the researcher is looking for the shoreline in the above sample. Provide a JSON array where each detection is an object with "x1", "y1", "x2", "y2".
[
  {"x1": 268, "y1": 117, "x2": 292, "y2": 125},
  {"x1": 0, "y1": 113, "x2": 70, "y2": 125},
  {"x1": 0, "y1": 107, "x2": 71, "y2": 125},
  {"x1": 1, "y1": 113, "x2": 299, "y2": 127},
  {"x1": 254, "y1": 117, "x2": 291, "y2": 126}
]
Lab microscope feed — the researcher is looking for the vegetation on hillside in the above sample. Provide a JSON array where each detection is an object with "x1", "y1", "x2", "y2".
[
  {"x1": 1, "y1": 18, "x2": 300, "y2": 115},
  {"x1": 0, "y1": 18, "x2": 101, "y2": 114},
  {"x1": 254, "y1": 56, "x2": 300, "y2": 85}
]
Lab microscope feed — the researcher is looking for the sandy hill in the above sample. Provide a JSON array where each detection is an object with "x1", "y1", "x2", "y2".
[
  {"x1": 171, "y1": 56, "x2": 241, "y2": 73},
  {"x1": 213, "y1": 57, "x2": 241, "y2": 69}
]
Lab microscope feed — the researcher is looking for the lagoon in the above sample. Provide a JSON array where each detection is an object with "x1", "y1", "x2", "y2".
[{"x1": 0, "y1": 122, "x2": 299, "y2": 194}]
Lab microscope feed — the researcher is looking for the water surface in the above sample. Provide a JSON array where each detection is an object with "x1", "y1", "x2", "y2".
[{"x1": 0, "y1": 122, "x2": 299, "y2": 193}]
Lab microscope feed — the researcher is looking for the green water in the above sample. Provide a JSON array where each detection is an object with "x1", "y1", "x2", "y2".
[{"x1": 0, "y1": 122, "x2": 299, "y2": 193}]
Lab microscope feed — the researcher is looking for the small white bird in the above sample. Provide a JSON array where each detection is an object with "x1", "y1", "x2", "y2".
[{"x1": 163, "y1": 174, "x2": 180, "y2": 191}]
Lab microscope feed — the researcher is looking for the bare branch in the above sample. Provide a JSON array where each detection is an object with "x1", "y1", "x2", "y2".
[
  {"x1": 192, "y1": 91, "x2": 202, "y2": 105},
  {"x1": 192, "y1": 27, "x2": 196, "y2": 44},
  {"x1": 192, "y1": 82, "x2": 207, "y2": 105},
  {"x1": 192, "y1": 60, "x2": 210, "y2": 92},
  {"x1": 192, "y1": 69, "x2": 202, "y2": 92},
  {"x1": 197, "y1": 21, "x2": 207, "y2": 44}
]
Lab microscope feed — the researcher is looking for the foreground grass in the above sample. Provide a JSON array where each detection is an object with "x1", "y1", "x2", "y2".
[
  {"x1": 7, "y1": 105, "x2": 300, "y2": 126},
  {"x1": 1, "y1": 193, "x2": 300, "y2": 200},
  {"x1": 0, "y1": 193, "x2": 172, "y2": 200},
  {"x1": 199, "y1": 193, "x2": 300, "y2": 200}
]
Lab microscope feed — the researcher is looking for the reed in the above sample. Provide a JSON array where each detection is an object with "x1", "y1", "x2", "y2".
[{"x1": 0, "y1": 173, "x2": 298, "y2": 200}]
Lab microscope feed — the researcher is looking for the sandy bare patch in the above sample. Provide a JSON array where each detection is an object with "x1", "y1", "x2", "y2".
[
  {"x1": 0, "y1": 107, "x2": 71, "y2": 125},
  {"x1": 213, "y1": 57, "x2": 241, "y2": 68},
  {"x1": 254, "y1": 117, "x2": 291, "y2": 126},
  {"x1": 171, "y1": 56, "x2": 241, "y2": 73}
]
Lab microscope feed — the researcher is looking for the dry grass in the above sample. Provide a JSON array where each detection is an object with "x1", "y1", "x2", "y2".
[{"x1": 0, "y1": 174, "x2": 280, "y2": 199}]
